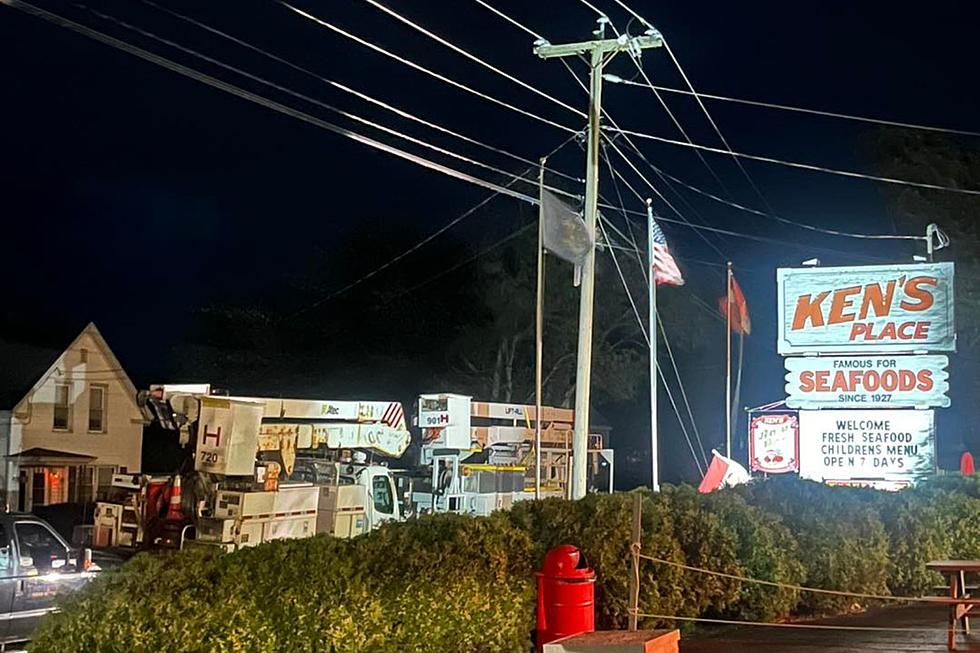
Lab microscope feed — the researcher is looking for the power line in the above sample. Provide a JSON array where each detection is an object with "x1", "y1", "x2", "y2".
[
  {"x1": 661, "y1": 34, "x2": 782, "y2": 225},
  {"x1": 558, "y1": 56, "x2": 731, "y2": 261},
  {"x1": 471, "y1": 0, "x2": 542, "y2": 41},
  {"x1": 276, "y1": 1, "x2": 578, "y2": 134},
  {"x1": 8, "y1": 2, "x2": 590, "y2": 324},
  {"x1": 605, "y1": 124, "x2": 980, "y2": 196},
  {"x1": 603, "y1": 135, "x2": 729, "y2": 260},
  {"x1": 288, "y1": 136, "x2": 577, "y2": 317},
  {"x1": 607, "y1": 121, "x2": 925, "y2": 242},
  {"x1": 608, "y1": 76, "x2": 980, "y2": 139},
  {"x1": 1, "y1": 1, "x2": 547, "y2": 205},
  {"x1": 76, "y1": 3, "x2": 582, "y2": 201},
  {"x1": 596, "y1": 215, "x2": 706, "y2": 476},
  {"x1": 599, "y1": 194, "x2": 899, "y2": 262},
  {"x1": 596, "y1": 216, "x2": 712, "y2": 470},
  {"x1": 360, "y1": 0, "x2": 584, "y2": 119},
  {"x1": 140, "y1": 0, "x2": 582, "y2": 183},
  {"x1": 10, "y1": 2, "x2": 907, "y2": 268},
  {"x1": 569, "y1": 0, "x2": 738, "y2": 202},
  {"x1": 385, "y1": 222, "x2": 535, "y2": 303}
]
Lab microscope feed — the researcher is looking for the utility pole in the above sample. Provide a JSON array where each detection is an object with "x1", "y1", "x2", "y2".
[{"x1": 535, "y1": 19, "x2": 663, "y2": 499}]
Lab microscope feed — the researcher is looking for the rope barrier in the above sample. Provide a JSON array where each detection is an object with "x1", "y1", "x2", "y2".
[{"x1": 637, "y1": 553, "x2": 951, "y2": 604}]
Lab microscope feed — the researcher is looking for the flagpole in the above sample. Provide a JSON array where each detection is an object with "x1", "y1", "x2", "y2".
[
  {"x1": 535, "y1": 157, "x2": 547, "y2": 500},
  {"x1": 725, "y1": 261, "x2": 733, "y2": 459},
  {"x1": 646, "y1": 199, "x2": 660, "y2": 492}
]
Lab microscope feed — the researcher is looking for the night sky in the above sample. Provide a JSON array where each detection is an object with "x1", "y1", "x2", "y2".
[{"x1": 2, "y1": 1, "x2": 978, "y2": 483}]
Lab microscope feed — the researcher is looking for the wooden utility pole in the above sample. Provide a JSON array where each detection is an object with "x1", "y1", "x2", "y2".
[{"x1": 535, "y1": 19, "x2": 663, "y2": 499}]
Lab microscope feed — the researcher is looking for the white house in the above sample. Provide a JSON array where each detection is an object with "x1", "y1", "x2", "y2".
[{"x1": 0, "y1": 323, "x2": 143, "y2": 512}]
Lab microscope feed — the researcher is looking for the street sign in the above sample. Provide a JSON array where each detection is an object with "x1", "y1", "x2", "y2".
[
  {"x1": 776, "y1": 263, "x2": 955, "y2": 355},
  {"x1": 749, "y1": 414, "x2": 799, "y2": 474},
  {"x1": 798, "y1": 409, "x2": 936, "y2": 487},
  {"x1": 785, "y1": 355, "x2": 950, "y2": 409}
]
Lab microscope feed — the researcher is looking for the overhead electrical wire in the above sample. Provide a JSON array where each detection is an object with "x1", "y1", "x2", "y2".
[
  {"x1": 11, "y1": 1, "x2": 590, "y2": 319},
  {"x1": 558, "y1": 56, "x2": 731, "y2": 261},
  {"x1": 599, "y1": 165, "x2": 897, "y2": 262},
  {"x1": 276, "y1": 1, "x2": 579, "y2": 134},
  {"x1": 555, "y1": 2, "x2": 930, "y2": 242},
  {"x1": 74, "y1": 3, "x2": 582, "y2": 201},
  {"x1": 606, "y1": 123, "x2": 980, "y2": 196},
  {"x1": 289, "y1": 134, "x2": 578, "y2": 316},
  {"x1": 553, "y1": 49, "x2": 904, "y2": 257},
  {"x1": 0, "y1": 1, "x2": 549, "y2": 205},
  {"x1": 359, "y1": 0, "x2": 584, "y2": 119},
  {"x1": 471, "y1": 0, "x2": 542, "y2": 40},
  {"x1": 612, "y1": 131, "x2": 926, "y2": 242},
  {"x1": 608, "y1": 74, "x2": 980, "y2": 139},
  {"x1": 596, "y1": 216, "x2": 707, "y2": 476},
  {"x1": 386, "y1": 221, "x2": 536, "y2": 303},
  {"x1": 139, "y1": 0, "x2": 582, "y2": 183},
  {"x1": 660, "y1": 34, "x2": 777, "y2": 209},
  {"x1": 3, "y1": 1, "x2": 900, "y2": 267},
  {"x1": 567, "y1": 0, "x2": 738, "y2": 202}
]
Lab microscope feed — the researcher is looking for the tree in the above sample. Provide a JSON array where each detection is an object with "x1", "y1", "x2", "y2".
[
  {"x1": 441, "y1": 227, "x2": 685, "y2": 407},
  {"x1": 867, "y1": 129, "x2": 980, "y2": 456}
]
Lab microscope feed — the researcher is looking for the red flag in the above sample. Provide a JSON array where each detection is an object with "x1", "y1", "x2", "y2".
[
  {"x1": 961, "y1": 452, "x2": 975, "y2": 476},
  {"x1": 698, "y1": 450, "x2": 750, "y2": 494},
  {"x1": 718, "y1": 274, "x2": 751, "y2": 335}
]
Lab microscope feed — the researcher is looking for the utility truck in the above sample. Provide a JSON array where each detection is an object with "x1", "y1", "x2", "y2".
[
  {"x1": 95, "y1": 384, "x2": 412, "y2": 551},
  {"x1": 413, "y1": 393, "x2": 613, "y2": 516}
]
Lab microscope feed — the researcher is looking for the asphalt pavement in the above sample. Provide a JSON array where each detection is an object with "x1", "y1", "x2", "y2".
[{"x1": 680, "y1": 605, "x2": 980, "y2": 652}]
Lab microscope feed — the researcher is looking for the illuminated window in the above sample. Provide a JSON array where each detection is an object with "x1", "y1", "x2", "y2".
[
  {"x1": 53, "y1": 384, "x2": 70, "y2": 431},
  {"x1": 88, "y1": 385, "x2": 106, "y2": 432}
]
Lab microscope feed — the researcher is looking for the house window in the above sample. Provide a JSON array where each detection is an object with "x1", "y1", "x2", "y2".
[
  {"x1": 88, "y1": 385, "x2": 106, "y2": 432},
  {"x1": 53, "y1": 384, "x2": 70, "y2": 431}
]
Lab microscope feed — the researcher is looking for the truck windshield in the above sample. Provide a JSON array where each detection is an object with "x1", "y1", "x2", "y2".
[{"x1": 372, "y1": 476, "x2": 394, "y2": 515}]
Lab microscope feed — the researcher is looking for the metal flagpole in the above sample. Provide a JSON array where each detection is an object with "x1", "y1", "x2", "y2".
[
  {"x1": 646, "y1": 199, "x2": 660, "y2": 491},
  {"x1": 535, "y1": 158, "x2": 547, "y2": 500},
  {"x1": 725, "y1": 261, "x2": 733, "y2": 459}
]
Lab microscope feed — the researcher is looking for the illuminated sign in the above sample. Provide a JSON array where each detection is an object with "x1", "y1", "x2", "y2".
[
  {"x1": 776, "y1": 263, "x2": 955, "y2": 354},
  {"x1": 749, "y1": 414, "x2": 799, "y2": 474},
  {"x1": 785, "y1": 355, "x2": 950, "y2": 409},
  {"x1": 798, "y1": 409, "x2": 935, "y2": 486}
]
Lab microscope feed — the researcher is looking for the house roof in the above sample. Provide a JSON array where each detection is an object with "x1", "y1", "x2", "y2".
[
  {"x1": 7, "y1": 448, "x2": 98, "y2": 464},
  {"x1": 0, "y1": 339, "x2": 60, "y2": 409},
  {"x1": 1, "y1": 322, "x2": 139, "y2": 412}
]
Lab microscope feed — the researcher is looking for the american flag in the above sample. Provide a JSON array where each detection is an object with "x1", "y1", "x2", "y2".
[
  {"x1": 651, "y1": 219, "x2": 684, "y2": 286},
  {"x1": 381, "y1": 402, "x2": 405, "y2": 429}
]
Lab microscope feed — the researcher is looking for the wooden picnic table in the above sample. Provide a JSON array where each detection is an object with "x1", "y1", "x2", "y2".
[{"x1": 926, "y1": 560, "x2": 980, "y2": 650}]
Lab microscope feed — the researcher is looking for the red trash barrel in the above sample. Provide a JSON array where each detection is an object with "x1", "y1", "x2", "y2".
[{"x1": 536, "y1": 544, "x2": 596, "y2": 650}]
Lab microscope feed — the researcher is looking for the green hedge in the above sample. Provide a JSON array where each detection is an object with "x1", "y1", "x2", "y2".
[{"x1": 31, "y1": 476, "x2": 980, "y2": 651}]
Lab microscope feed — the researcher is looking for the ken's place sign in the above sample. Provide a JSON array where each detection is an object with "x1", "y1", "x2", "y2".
[{"x1": 777, "y1": 263, "x2": 955, "y2": 355}]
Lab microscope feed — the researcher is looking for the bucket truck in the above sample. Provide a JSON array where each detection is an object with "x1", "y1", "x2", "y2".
[
  {"x1": 412, "y1": 394, "x2": 614, "y2": 517},
  {"x1": 97, "y1": 384, "x2": 413, "y2": 551}
]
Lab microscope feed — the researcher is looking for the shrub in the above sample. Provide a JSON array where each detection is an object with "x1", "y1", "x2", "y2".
[
  {"x1": 31, "y1": 475, "x2": 980, "y2": 649},
  {"x1": 31, "y1": 516, "x2": 535, "y2": 653},
  {"x1": 699, "y1": 490, "x2": 805, "y2": 620}
]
